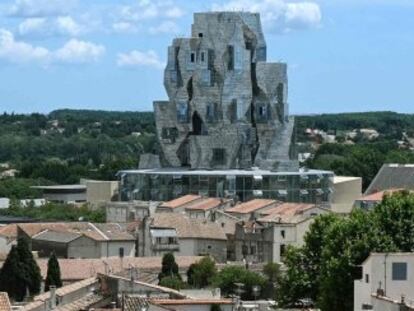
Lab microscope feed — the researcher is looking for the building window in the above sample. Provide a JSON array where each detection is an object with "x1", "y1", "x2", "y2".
[
  {"x1": 190, "y1": 52, "x2": 195, "y2": 63},
  {"x1": 365, "y1": 274, "x2": 369, "y2": 283},
  {"x1": 161, "y1": 127, "x2": 178, "y2": 143},
  {"x1": 177, "y1": 102, "x2": 189, "y2": 123},
  {"x1": 250, "y1": 246, "x2": 256, "y2": 255},
  {"x1": 280, "y1": 244, "x2": 286, "y2": 258},
  {"x1": 168, "y1": 237, "x2": 176, "y2": 244},
  {"x1": 206, "y1": 103, "x2": 216, "y2": 122},
  {"x1": 212, "y1": 148, "x2": 226, "y2": 165},
  {"x1": 281, "y1": 230, "x2": 285, "y2": 239},
  {"x1": 200, "y1": 52, "x2": 205, "y2": 62},
  {"x1": 392, "y1": 262, "x2": 407, "y2": 280},
  {"x1": 227, "y1": 45, "x2": 234, "y2": 70},
  {"x1": 156, "y1": 237, "x2": 162, "y2": 244}
]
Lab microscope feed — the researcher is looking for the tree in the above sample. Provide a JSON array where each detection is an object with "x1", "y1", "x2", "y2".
[
  {"x1": 262, "y1": 262, "x2": 281, "y2": 298},
  {"x1": 187, "y1": 257, "x2": 217, "y2": 288},
  {"x1": 0, "y1": 246, "x2": 26, "y2": 301},
  {"x1": 158, "y1": 253, "x2": 180, "y2": 283},
  {"x1": 210, "y1": 304, "x2": 222, "y2": 311},
  {"x1": 45, "y1": 252, "x2": 62, "y2": 291},
  {"x1": 212, "y1": 266, "x2": 266, "y2": 300},
  {"x1": 16, "y1": 237, "x2": 42, "y2": 296},
  {"x1": 159, "y1": 275, "x2": 186, "y2": 290}
]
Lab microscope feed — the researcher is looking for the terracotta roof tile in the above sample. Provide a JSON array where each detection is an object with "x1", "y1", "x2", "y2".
[
  {"x1": 185, "y1": 198, "x2": 228, "y2": 211},
  {"x1": 225, "y1": 199, "x2": 279, "y2": 214},
  {"x1": 151, "y1": 213, "x2": 227, "y2": 240},
  {"x1": 160, "y1": 195, "x2": 202, "y2": 209},
  {"x1": 260, "y1": 203, "x2": 316, "y2": 216},
  {"x1": 358, "y1": 189, "x2": 406, "y2": 202}
]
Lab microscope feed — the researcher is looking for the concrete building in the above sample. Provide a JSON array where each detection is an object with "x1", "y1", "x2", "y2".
[
  {"x1": 118, "y1": 12, "x2": 334, "y2": 204},
  {"x1": 0, "y1": 222, "x2": 136, "y2": 258},
  {"x1": 331, "y1": 176, "x2": 362, "y2": 214},
  {"x1": 105, "y1": 200, "x2": 158, "y2": 223},
  {"x1": 83, "y1": 179, "x2": 119, "y2": 207},
  {"x1": 136, "y1": 213, "x2": 228, "y2": 262},
  {"x1": 231, "y1": 203, "x2": 329, "y2": 263},
  {"x1": 31, "y1": 185, "x2": 87, "y2": 203},
  {"x1": 354, "y1": 253, "x2": 414, "y2": 311}
]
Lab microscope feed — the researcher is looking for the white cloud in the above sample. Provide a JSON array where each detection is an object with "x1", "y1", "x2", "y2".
[
  {"x1": 56, "y1": 16, "x2": 82, "y2": 36},
  {"x1": 117, "y1": 50, "x2": 164, "y2": 69},
  {"x1": 0, "y1": 29, "x2": 104, "y2": 65},
  {"x1": 112, "y1": 22, "x2": 140, "y2": 34},
  {"x1": 0, "y1": 28, "x2": 50, "y2": 63},
  {"x1": 149, "y1": 21, "x2": 179, "y2": 35},
  {"x1": 18, "y1": 16, "x2": 85, "y2": 37},
  {"x1": 9, "y1": 0, "x2": 78, "y2": 17},
  {"x1": 212, "y1": 0, "x2": 322, "y2": 33},
  {"x1": 113, "y1": 0, "x2": 185, "y2": 35},
  {"x1": 55, "y1": 39, "x2": 105, "y2": 64}
]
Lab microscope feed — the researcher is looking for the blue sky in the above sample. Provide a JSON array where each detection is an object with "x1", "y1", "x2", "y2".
[{"x1": 0, "y1": 0, "x2": 413, "y2": 114}]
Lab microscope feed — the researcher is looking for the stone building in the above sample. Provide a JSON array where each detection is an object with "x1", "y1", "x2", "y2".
[
  {"x1": 119, "y1": 12, "x2": 334, "y2": 203},
  {"x1": 155, "y1": 12, "x2": 296, "y2": 171}
]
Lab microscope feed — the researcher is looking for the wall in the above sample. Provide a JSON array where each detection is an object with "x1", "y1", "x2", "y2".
[
  {"x1": 68, "y1": 236, "x2": 101, "y2": 258},
  {"x1": 0, "y1": 235, "x2": 14, "y2": 254},
  {"x1": 102, "y1": 240, "x2": 135, "y2": 258},
  {"x1": 86, "y1": 180, "x2": 119, "y2": 207},
  {"x1": 331, "y1": 176, "x2": 362, "y2": 214}
]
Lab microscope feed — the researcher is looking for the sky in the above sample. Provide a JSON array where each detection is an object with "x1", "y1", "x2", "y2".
[{"x1": 0, "y1": 0, "x2": 414, "y2": 114}]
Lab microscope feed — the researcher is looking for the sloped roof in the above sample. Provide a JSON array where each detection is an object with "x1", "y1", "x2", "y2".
[
  {"x1": 2, "y1": 222, "x2": 135, "y2": 242},
  {"x1": 258, "y1": 203, "x2": 325, "y2": 224},
  {"x1": 160, "y1": 194, "x2": 202, "y2": 209},
  {"x1": 225, "y1": 199, "x2": 279, "y2": 214},
  {"x1": 151, "y1": 213, "x2": 227, "y2": 240},
  {"x1": 32, "y1": 230, "x2": 81, "y2": 243},
  {"x1": 357, "y1": 189, "x2": 406, "y2": 202},
  {"x1": 185, "y1": 197, "x2": 228, "y2": 211},
  {"x1": 32, "y1": 256, "x2": 203, "y2": 282},
  {"x1": 365, "y1": 164, "x2": 414, "y2": 195},
  {"x1": 260, "y1": 203, "x2": 316, "y2": 216}
]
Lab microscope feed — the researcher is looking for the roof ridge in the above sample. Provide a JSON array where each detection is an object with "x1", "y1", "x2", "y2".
[{"x1": 88, "y1": 222, "x2": 109, "y2": 240}]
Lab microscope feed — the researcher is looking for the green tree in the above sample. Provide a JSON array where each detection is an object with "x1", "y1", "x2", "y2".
[
  {"x1": 159, "y1": 275, "x2": 186, "y2": 290},
  {"x1": 16, "y1": 237, "x2": 42, "y2": 296},
  {"x1": 187, "y1": 257, "x2": 217, "y2": 288},
  {"x1": 158, "y1": 253, "x2": 180, "y2": 282},
  {"x1": 0, "y1": 246, "x2": 26, "y2": 301},
  {"x1": 45, "y1": 252, "x2": 62, "y2": 291},
  {"x1": 210, "y1": 304, "x2": 222, "y2": 311},
  {"x1": 212, "y1": 266, "x2": 266, "y2": 300},
  {"x1": 262, "y1": 262, "x2": 281, "y2": 298}
]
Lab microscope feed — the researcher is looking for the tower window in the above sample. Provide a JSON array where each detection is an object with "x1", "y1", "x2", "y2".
[
  {"x1": 198, "y1": 33, "x2": 203, "y2": 38},
  {"x1": 212, "y1": 148, "x2": 226, "y2": 165},
  {"x1": 190, "y1": 52, "x2": 195, "y2": 63},
  {"x1": 200, "y1": 52, "x2": 205, "y2": 62},
  {"x1": 227, "y1": 45, "x2": 234, "y2": 70},
  {"x1": 177, "y1": 102, "x2": 189, "y2": 123}
]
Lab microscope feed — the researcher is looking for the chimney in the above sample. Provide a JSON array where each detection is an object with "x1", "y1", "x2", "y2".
[{"x1": 49, "y1": 286, "x2": 56, "y2": 310}]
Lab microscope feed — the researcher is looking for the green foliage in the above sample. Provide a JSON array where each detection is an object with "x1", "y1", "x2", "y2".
[
  {"x1": 210, "y1": 304, "x2": 222, "y2": 311},
  {"x1": 159, "y1": 275, "x2": 186, "y2": 290},
  {"x1": 0, "y1": 237, "x2": 42, "y2": 301},
  {"x1": 45, "y1": 252, "x2": 62, "y2": 291},
  {"x1": 0, "y1": 246, "x2": 26, "y2": 301},
  {"x1": 308, "y1": 142, "x2": 414, "y2": 190},
  {"x1": 262, "y1": 262, "x2": 281, "y2": 298},
  {"x1": 212, "y1": 266, "x2": 266, "y2": 300},
  {"x1": 158, "y1": 253, "x2": 180, "y2": 282},
  {"x1": 0, "y1": 202, "x2": 105, "y2": 222},
  {"x1": 187, "y1": 257, "x2": 217, "y2": 288},
  {"x1": 0, "y1": 178, "x2": 47, "y2": 199},
  {"x1": 278, "y1": 192, "x2": 414, "y2": 311}
]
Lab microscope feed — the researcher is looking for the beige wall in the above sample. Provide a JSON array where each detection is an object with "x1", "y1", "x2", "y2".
[
  {"x1": 331, "y1": 176, "x2": 362, "y2": 214},
  {"x1": 84, "y1": 180, "x2": 119, "y2": 207}
]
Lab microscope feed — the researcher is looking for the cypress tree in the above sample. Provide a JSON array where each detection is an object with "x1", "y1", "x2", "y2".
[
  {"x1": 158, "y1": 253, "x2": 180, "y2": 282},
  {"x1": 45, "y1": 252, "x2": 62, "y2": 291},
  {"x1": 0, "y1": 246, "x2": 26, "y2": 301},
  {"x1": 16, "y1": 237, "x2": 42, "y2": 296}
]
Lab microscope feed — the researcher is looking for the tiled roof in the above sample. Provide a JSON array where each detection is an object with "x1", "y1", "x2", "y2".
[
  {"x1": 258, "y1": 203, "x2": 322, "y2": 224},
  {"x1": 32, "y1": 230, "x2": 81, "y2": 243},
  {"x1": 150, "y1": 298, "x2": 233, "y2": 305},
  {"x1": 365, "y1": 164, "x2": 414, "y2": 195},
  {"x1": 357, "y1": 189, "x2": 406, "y2": 202},
  {"x1": 0, "y1": 292, "x2": 11, "y2": 311},
  {"x1": 32, "y1": 256, "x2": 203, "y2": 282},
  {"x1": 151, "y1": 213, "x2": 227, "y2": 240},
  {"x1": 0, "y1": 222, "x2": 135, "y2": 242},
  {"x1": 185, "y1": 198, "x2": 228, "y2": 211},
  {"x1": 160, "y1": 195, "x2": 202, "y2": 209},
  {"x1": 225, "y1": 199, "x2": 279, "y2": 214}
]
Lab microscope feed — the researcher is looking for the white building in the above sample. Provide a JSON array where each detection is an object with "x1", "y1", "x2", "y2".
[{"x1": 354, "y1": 252, "x2": 414, "y2": 311}]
